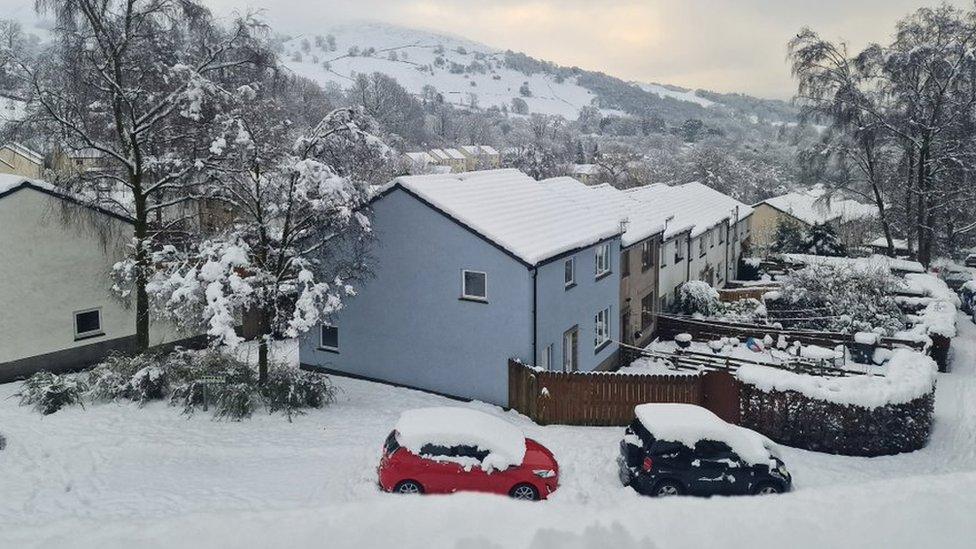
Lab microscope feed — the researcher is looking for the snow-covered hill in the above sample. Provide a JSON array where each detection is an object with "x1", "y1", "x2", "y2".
[{"x1": 280, "y1": 22, "x2": 617, "y2": 119}]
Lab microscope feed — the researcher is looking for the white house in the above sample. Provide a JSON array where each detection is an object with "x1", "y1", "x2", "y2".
[{"x1": 0, "y1": 176, "x2": 198, "y2": 382}]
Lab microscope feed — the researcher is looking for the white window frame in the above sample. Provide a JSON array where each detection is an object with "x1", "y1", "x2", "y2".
[
  {"x1": 73, "y1": 307, "x2": 104, "y2": 340},
  {"x1": 595, "y1": 243, "x2": 611, "y2": 278},
  {"x1": 594, "y1": 307, "x2": 611, "y2": 350},
  {"x1": 319, "y1": 323, "x2": 339, "y2": 352},
  {"x1": 542, "y1": 344, "x2": 553, "y2": 370},
  {"x1": 564, "y1": 257, "x2": 576, "y2": 288},
  {"x1": 461, "y1": 269, "x2": 488, "y2": 301}
]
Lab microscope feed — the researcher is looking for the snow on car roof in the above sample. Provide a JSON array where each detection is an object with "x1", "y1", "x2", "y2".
[
  {"x1": 383, "y1": 169, "x2": 622, "y2": 265},
  {"x1": 540, "y1": 177, "x2": 666, "y2": 247},
  {"x1": 623, "y1": 182, "x2": 751, "y2": 239},
  {"x1": 394, "y1": 407, "x2": 527, "y2": 471},
  {"x1": 759, "y1": 186, "x2": 877, "y2": 226},
  {"x1": 633, "y1": 403, "x2": 775, "y2": 465}
]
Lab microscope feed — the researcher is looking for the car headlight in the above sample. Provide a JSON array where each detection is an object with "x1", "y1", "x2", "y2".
[
  {"x1": 533, "y1": 469, "x2": 557, "y2": 479},
  {"x1": 777, "y1": 466, "x2": 790, "y2": 478}
]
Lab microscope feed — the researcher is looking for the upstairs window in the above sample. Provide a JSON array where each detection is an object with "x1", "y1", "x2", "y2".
[
  {"x1": 320, "y1": 324, "x2": 339, "y2": 352},
  {"x1": 621, "y1": 249, "x2": 630, "y2": 277},
  {"x1": 74, "y1": 308, "x2": 103, "y2": 340},
  {"x1": 595, "y1": 244, "x2": 611, "y2": 278},
  {"x1": 699, "y1": 237, "x2": 706, "y2": 257},
  {"x1": 564, "y1": 258, "x2": 576, "y2": 288},
  {"x1": 641, "y1": 241, "x2": 653, "y2": 272},
  {"x1": 594, "y1": 307, "x2": 611, "y2": 351},
  {"x1": 462, "y1": 270, "x2": 487, "y2": 301},
  {"x1": 674, "y1": 240, "x2": 684, "y2": 263},
  {"x1": 719, "y1": 226, "x2": 725, "y2": 244}
]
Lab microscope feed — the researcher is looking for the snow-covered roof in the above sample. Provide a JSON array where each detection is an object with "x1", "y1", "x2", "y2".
[
  {"x1": 404, "y1": 151, "x2": 435, "y2": 164},
  {"x1": 442, "y1": 148, "x2": 466, "y2": 160},
  {"x1": 869, "y1": 237, "x2": 910, "y2": 251},
  {"x1": 429, "y1": 148, "x2": 450, "y2": 161},
  {"x1": 460, "y1": 145, "x2": 481, "y2": 156},
  {"x1": 571, "y1": 164, "x2": 600, "y2": 175},
  {"x1": 758, "y1": 186, "x2": 877, "y2": 226},
  {"x1": 540, "y1": 177, "x2": 665, "y2": 247},
  {"x1": 2, "y1": 142, "x2": 44, "y2": 165},
  {"x1": 380, "y1": 169, "x2": 622, "y2": 265},
  {"x1": 633, "y1": 403, "x2": 776, "y2": 465},
  {"x1": 0, "y1": 175, "x2": 133, "y2": 224},
  {"x1": 394, "y1": 407, "x2": 526, "y2": 472},
  {"x1": 0, "y1": 174, "x2": 53, "y2": 195},
  {"x1": 479, "y1": 145, "x2": 499, "y2": 156},
  {"x1": 624, "y1": 182, "x2": 752, "y2": 239}
]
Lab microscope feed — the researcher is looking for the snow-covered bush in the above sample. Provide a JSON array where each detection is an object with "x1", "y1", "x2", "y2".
[
  {"x1": 17, "y1": 372, "x2": 87, "y2": 415},
  {"x1": 168, "y1": 351, "x2": 257, "y2": 420},
  {"x1": 262, "y1": 366, "x2": 337, "y2": 420},
  {"x1": 769, "y1": 264, "x2": 906, "y2": 334},
  {"x1": 88, "y1": 353, "x2": 169, "y2": 404},
  {"x1": 679, "y1": 281, "x2": 721, "y2": 316}
]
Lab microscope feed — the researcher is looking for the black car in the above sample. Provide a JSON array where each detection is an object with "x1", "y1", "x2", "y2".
[{"x1": 617, "y1": 405, "x2": 792, "y2": 497}]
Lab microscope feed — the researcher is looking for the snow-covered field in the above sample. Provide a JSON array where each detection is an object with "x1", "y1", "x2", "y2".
[{"x1": 2, "y1": 315, "x2": 976, "y2": 548}]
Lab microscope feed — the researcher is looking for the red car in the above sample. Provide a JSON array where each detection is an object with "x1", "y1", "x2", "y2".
[{"x1": 377, "y1": 407, "x2": 559, "y2": 500}]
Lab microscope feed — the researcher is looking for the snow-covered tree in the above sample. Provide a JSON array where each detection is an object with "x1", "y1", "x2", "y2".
[
  {"x1": 803, "y1": 222, "x2": 847, "y2": 257},
  {"x1": 147, "y1": 81, "x2": 390, "y2": 382},
  {"x1": 16, "y1": 0, "x2": 270, "y2": 351},
  {"x1": 771, "y1": 217, "x2": 806, "y2": 254}
]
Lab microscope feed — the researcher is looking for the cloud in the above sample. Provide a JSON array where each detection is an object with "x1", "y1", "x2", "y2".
[{"x1": 6, "y1": 0, "x2": 971, "y2": 99}]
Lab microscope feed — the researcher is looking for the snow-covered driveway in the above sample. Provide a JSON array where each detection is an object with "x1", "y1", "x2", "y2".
[{"x1": 2, "y1": 317, "x2": 976, "y2": 548}]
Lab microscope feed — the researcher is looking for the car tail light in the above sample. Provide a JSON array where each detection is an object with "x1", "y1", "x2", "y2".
[
  {"x1": 642, "y1": 457, "x2": 654, "y2": 472},
  {"x1": 533, "y1": 469, "x2": 557, "y2": 479}
]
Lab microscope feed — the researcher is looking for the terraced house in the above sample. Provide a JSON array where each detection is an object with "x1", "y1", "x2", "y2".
[{"x1": 300, "y1": 169, "x2": 622, "y2": 406}]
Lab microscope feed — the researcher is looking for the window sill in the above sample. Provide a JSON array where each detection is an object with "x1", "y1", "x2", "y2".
[
  {"x1": 595, "y1": 271, "x2": 613, "y2": 282},
  {"x1": 459, "y1": 296, "x2": 489, "y2": 304},
  {"x1": 317, "y1": 347, "x2": 340, "y2": 354},
  {"x1": 74, "y1": 332, "x2": 105, "y2": 342},
  {"x1": 594, "y1": 340, "x2": 612, "y2": 354},
  {"x1": 564, "y1": 282, "x2": 577, "y2": 291}
]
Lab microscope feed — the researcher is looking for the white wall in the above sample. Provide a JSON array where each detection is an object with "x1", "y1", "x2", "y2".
[{"x1": 0, "y1": 188, "x2": 183, "y2": 365}]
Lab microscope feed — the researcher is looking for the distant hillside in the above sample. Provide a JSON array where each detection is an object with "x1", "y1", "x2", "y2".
[{"x1": 278, "y1": 22, "x2": 797, "y2": 126}]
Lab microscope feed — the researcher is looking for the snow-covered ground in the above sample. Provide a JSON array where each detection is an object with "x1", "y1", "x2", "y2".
[{"x1": 2, "y1": 315, "x2": 976, "y2": 548}]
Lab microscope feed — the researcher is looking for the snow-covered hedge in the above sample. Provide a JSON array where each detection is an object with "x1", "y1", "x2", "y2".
[
  {"x1": 679, "y1": 281, "x2": 721, "y2": 316},
  {"x1": 737, "y1": 349, "x2": 937, "y2": 456},
  {"x1": 16, "y1": 372, "x2": 87, "y2": 415}
]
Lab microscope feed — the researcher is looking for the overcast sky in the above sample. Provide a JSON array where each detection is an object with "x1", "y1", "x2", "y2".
[{"x1": 10, "y1": 0, "x2": 971, "y2": 99}]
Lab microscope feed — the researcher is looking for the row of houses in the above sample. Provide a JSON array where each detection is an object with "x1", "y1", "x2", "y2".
[
  {"x1": 0, "y1": 142, "x2": 109, "y2": 180},
  {"x1": 402, "y1": 145, "x2": 501, "y2": 173},
  {"x1": 751, "y1": 185, "x2": 878, "y2": 252},
  {"x1": 300, "y1": 169, "x2": 752, "y2": 406}
]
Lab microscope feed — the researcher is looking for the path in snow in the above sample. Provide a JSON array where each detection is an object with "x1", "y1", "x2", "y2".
[{"x1": 1, "y1": 318, "x2": 975, "y2": 548}]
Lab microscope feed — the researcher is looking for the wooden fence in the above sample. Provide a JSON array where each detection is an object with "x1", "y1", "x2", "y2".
[
  {"x1": 508, "y1": 360, "x2": 739, "y2": 426},
  {"x1": 654, "y1": 314, "x2": 926, "y2": 353}
]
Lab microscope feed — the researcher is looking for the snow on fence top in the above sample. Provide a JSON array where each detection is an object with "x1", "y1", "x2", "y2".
[
  {"x1": 736, "y1": 348, "x2": 937, "y2": 409},
  {"x1": 394, "y1": 407, "x2": 527, "y2": 472},
  {"x1": 383, "y1": 169, "x2": 622, "y2": 265},
  {"x1": 902, "y1": 273, "x2": 961, "y2": 306},
  {"x1": 758, "y1": 186, "x2": 878, "y2": 226},
  {"x1": 633, "y1": 403, "x2": 776, "y2": 465},
  {"x1": 623, "y1": 182, "x2": 753, "y2": 239},
  {"x1": 780, "y1": 253, "x2": 925, "y2": 274},
  {"x1": 539, "y1": 177, "x2": 669, "y2": 247}
]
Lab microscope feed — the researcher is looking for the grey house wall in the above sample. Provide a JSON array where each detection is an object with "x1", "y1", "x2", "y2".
[
  {"x1": 300, "y1": 188, "x2": 534, "y2": 406},
  {"x1": 534, "y1": 240, "x2": 620, "y2": 373}
]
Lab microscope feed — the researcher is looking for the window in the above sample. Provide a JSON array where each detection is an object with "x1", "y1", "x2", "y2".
[
  {"x1": 541, "y1": 344, "x2": 553, "y2": 370},
  {"x1": 621, "y1": 249, "x2": 630, "y2": 277},
  {"x1": 461, "y1": 270, "x2": 487, "y2": 301},
  {"x1": 74, "y1": 308, "x2": 103, "y2": 339},
  {"x1": 660, "y1": 241, "x2": 667, "y2": 268},
  {"x1": 319, "y1": 324, "x2": 339, "y2": 351},
  {"x1": 595, "y1": 244, "x2": 611, "y2": 278},
  {"x1": 641, "y1": 241, "x2": 653, "y2": 272},
  {"x1": 709, "y1": 230, "x2": 715, "y2": 248},
  {"x1": 641, "y1": 292, "x2": 656, "y2": 330},
  {"x1": 674, "y1": 240, "x2": 685, "y2": 263},
  {"x1": 699, "y1": 237, "x2": 706, "y2": 257},
  {"x1": 563, "y1": 327, "x2": 579, "y2": 372},
  {"x1": 719, "y1": 226, "x2": 725, "y2": 244},
  {"x1": 594, "y1": 307, "x2": 611, "y2": 351},
  {"x1": 564, "y1": 258, "x2": 575, "y2": 288}
]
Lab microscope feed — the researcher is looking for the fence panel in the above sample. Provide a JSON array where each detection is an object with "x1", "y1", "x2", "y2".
[{"x1": 509, "y1": 360, "x2": 705, "y2": 426}]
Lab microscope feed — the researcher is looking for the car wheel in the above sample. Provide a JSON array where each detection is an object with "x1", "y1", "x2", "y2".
[
  {"x1": 651, "y1": 480, "x2": 682, "y2": 497},
  {"x1": 510, "y1": 483, "x2": 540, "y2": 501},
  {"x1": 754, "y1": 482, "x2": 783, "y2": 495},
  {"x1": 393, "y1": 480, "x2": 424, "y2": 495}
]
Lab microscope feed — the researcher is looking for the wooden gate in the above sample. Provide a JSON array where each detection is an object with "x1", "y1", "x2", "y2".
[{"x1": 701, "y1": 370, "x2": 741, "y2": 424}]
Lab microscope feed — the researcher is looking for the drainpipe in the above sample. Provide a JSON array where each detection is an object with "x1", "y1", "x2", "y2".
[
  {"x1": 531, "y1": 267, "x2": 538, "y2": 366},
  {"x1": 685, "y1": 233, "x2": 692, "y2": 283}
]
